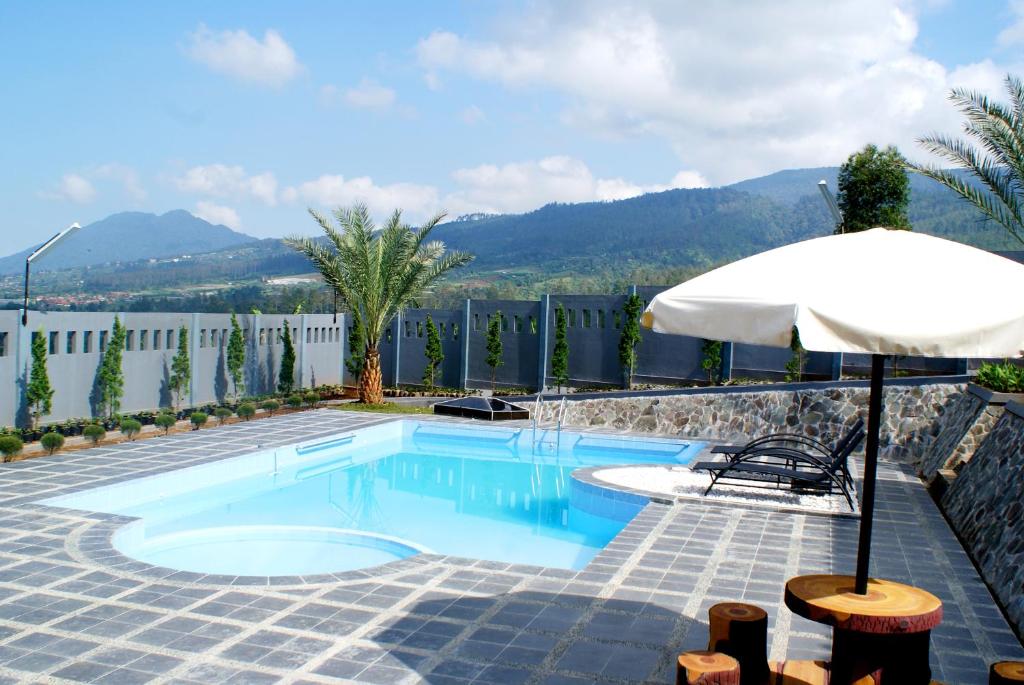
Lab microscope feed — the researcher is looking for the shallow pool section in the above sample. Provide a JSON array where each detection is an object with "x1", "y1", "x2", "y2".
[{"x1": 45, "y1": 421, "x2": 702, "y2": 575}]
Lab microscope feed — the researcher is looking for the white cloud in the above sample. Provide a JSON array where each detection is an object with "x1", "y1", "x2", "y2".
[
  {"x1": 94, "y1": 163, "x2": 146, "y2": 201},
  {"x1": 343, "y1": 79, "x2": 397, "y2": 109},
  {"x1": 39, "y1": 173, "x2": 96, "y2": 203},
  {"x1": 193, "y1": 201, "x2": 241, "y2": 229},
  {"x1": 460, "y1": 105, "x2": 486, "y2": 125},
  {"x1": 175, "y1": 164, "x2": 278, "y2": 206},
  {"x1": 444, "y1": 155, "x2": 705, "y2": 215},
  {"x1": 999, "y1": 0, "x2": 1024, "y2": 46},
  {"x1": 283, "y1": 174, "x2": 440, "y2": 222},
  {"x1": 416, "y1": 1, "x2": 1021, "y2": 184},
  {"x1": 184, "y1": 24, "x2": 302, "y2": 87}
]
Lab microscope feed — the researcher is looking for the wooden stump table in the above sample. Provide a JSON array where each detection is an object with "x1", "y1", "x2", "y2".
[
  {"x1": 708, "y1": 603, "x2": 770, "y2": 685},
  {"x1": 784, "y1": 575, "x2": 943, "y2": 685},
  {"x1": 991, "y1": 661, "x2": 1024, "y2": 684}
]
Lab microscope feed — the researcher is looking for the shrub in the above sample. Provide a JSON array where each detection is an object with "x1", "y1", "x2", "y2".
[
  {"x1": 236, "y1": 403, "x2": 256, "y2": 421},
  {"x1": 154, "y1": 413, "x2": 176, "y2": 435},
  {"x1": 214, "y1": 407, "x2": 233, "y2": 425},
  {"x1": 40, "y1": 431, "x2": 65, "y2": 455},
  {"x1": 0, "y1": 436, "x2": 23, "y2": 462},
  {"x1": 975, "y1": 360, "x2": 1024, "y2": 393},
  {"x1": 83, "y1": 424, "x2": 106, "y2": 445},
  {"x1": 261, "y1": 399, "x2": 280, "y2": 416},
  {"x1": 287, "y1": 394, "x2": 303, "y2": 409},
  {"x1": 120, "y1": 419, "x2": 142, "y2": 441},
  {"x1": 303, "y1": 391, "x2": 320, "y2": 407},
  {"x1": 190, "y1": 412, "x2": 208, "y2": 430}
]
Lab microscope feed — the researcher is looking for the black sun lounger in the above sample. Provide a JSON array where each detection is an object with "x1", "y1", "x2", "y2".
[{"x1": 691, "y1": 429, "x2": 864, "y2": 510}]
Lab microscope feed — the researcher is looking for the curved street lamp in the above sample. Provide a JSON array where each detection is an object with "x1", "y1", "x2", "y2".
[{"x1": 22, "y1": 222, "x2": 80, "y2": 326}]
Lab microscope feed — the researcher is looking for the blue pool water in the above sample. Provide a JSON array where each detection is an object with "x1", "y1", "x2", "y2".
[{"x1": 45, "y1": 421, "x2": 702, "y2": 575}]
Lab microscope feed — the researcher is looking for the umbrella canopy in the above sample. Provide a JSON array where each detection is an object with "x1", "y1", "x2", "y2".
[
  {"x1": 642, "y1": 227, "x2": 1024, "y2": 593},
  {"x1": 643, "y1": 227, "x2": 1024, "y2": 358}
]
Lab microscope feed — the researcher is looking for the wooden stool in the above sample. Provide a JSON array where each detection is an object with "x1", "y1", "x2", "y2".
[
  {"x1": 676, "y1": 651, "x2": 741, "y2": 685},
  {"x1": 708, "y1": 602, "x2": 770, "y2": 685},
  {"x1": 991, "y1": 661, "x2": 1024, "y2": 684},
  {"x1": 784, "y1": 575, "x2": 942, "y2": 684}
]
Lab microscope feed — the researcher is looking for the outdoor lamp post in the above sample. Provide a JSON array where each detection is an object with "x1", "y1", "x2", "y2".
[
  {"x1": 817, "y1": 180, "x2": 844, "y2": 233},
  {"x1": 22, "y1": 222, "x2": 80, "y2": 326}
]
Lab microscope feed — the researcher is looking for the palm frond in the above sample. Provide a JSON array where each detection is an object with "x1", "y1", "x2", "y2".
[{"x1": 907, "y1": 73, "x2": 1024, "y2": 247}]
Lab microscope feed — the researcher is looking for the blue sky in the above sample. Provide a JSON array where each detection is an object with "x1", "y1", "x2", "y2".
[{"x1": 1, "y1": 1, "x2": 1021, "y2": 251}]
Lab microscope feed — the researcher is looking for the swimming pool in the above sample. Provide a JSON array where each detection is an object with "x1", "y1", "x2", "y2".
[{"x1": 45, "y1": 421, "x2": 702, "y2": 576}]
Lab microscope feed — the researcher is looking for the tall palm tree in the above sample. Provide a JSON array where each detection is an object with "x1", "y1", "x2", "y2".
[
  {"x1": 286, "y1": 205, "x2": 472, "y2": 404},
  {"x1": 908, "y1": 74, "x2": 1024, "y2": 247}
]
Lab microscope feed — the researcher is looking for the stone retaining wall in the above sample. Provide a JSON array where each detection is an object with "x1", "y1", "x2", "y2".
[
  {"x1": 541, "y1": 382, "x2": 965, "y2": 466},
  {"x1": 942, "y1": 402, "x2": 1024, "y2": 632}
]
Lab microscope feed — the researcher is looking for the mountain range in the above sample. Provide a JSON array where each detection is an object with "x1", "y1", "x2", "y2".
[
  {"x1": 0, "y1": 210, "x2": 256, "y2": 275},
  {"x1": 3, "y1": 168, "x2": 1018, "y2": 289}
]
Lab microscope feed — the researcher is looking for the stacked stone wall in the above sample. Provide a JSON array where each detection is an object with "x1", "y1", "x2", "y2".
[
  {"x1": 541, "y1": 382, "x2": 965, "y2": 466},
  {"x1": 942, "y1": 403, "x2": 1024, "y2": 632}
]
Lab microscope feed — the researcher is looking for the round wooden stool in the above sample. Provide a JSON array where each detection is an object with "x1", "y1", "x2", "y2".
[
  {"x1": 676, "y1": 651, "x2": 741, "y2": 685},
  {"x1": 991, "y1": 661, "x2": 1024, "y2": 685},
  {"x1": 708, "y1": 602, "x2": 770, "y2": 685},
  {"x1": 785, "y1": 575, "x2": 942, "y2": 685}
]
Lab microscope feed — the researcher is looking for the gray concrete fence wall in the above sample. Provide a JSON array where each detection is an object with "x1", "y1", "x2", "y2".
[{"x1": 1, "y1": 310, "x2": 343, "y2": 427}]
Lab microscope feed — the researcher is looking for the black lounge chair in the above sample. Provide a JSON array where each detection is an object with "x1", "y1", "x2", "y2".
[
  {"x1": 691, "y1": 429, "x2": 863, "y2": 510},
  {"x1": 711, "y1": 418, "x2": 865, "y2": 464}
]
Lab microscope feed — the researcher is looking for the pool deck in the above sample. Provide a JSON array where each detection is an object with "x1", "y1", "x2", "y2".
[{"x1": 0, "y1": 409, "x2": 1017, "y2": 684}]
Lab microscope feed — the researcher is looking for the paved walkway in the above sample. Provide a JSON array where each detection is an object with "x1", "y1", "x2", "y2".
[{"x1": 0, "y1": 410, "x2": 1017, "y2": 684}]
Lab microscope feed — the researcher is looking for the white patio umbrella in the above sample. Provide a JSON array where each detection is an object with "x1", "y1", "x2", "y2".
[{"x1": 642, "y1": 227, "x2": 1024, "y2": 594}]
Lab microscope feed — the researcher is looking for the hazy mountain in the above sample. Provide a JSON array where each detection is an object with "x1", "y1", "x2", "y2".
[
  {"x1": 12, "y1": 167, "x2": 1020, "y2": 297},
  {"x1": 0, "y1": 210, "x2": 257, "y2": 275}
]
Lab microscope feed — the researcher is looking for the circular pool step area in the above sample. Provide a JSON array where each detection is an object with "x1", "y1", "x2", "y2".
[{"x1": 113, "y1": 524, "x2": 430, "y2": 576}]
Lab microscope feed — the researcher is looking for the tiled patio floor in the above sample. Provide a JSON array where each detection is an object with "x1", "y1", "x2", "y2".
[{"x1": 0, "y1": 409, "x2": 1018, "y2": 684}]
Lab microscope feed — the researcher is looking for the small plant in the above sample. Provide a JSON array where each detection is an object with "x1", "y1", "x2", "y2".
[
  {"x1": 0, "y1": 436, "x2": 23, "y2": 462},
  {"x1": 27, "y1": 329, "x2": 54, "y2": 429},
  {"x1": 236, "y1": 402, "x2": 256, "y2": 421},
  {"x1": 551, "y1": 304, "x2": 570, "y2": 393},
  {"x1": 120, "y1": 419, "x2": 142, "y2": 441},
  {"x1": 214, "y1": 407, "x2": 233, "y2": 425},
  {"x1": 278, "y1": 320, "x2": 296, "y2": 394},
  {"x1": 422, "y1": 315, "x2": 444, "y2": 388},
  {"x1": 190, "y1": 412, "x2": 208, "y2": 430},
  {"x1": 154, "y1": 413, "x2": 176, "y2": 435},
  {"x1": 784, "y1": 327, "x2": 805, "y2": 382},
  {"x1": 261, "y1": 399, "x2": 280, "y2": 416},
  {"x1": 40, "y1": 431, "x2": 64, "y2": 455},
  {"x1": 485, "y1": 312, "x2": 504, "y2": 391},
  {"x1": 169, "y1": 326, "x2": 191, "y2": 410},
  {"x1": 618, "y1": 294, "x2": 644, "y2": 389},
  {"x1": 83, "y1": 424, "x2": 106, "y2": 445},
  {"x1": 975, "y1": 360, "x2": 1024, "y2": 393},
  {"x1": 287, "y1": 394, "x2": 303, "y2": 409},
  {"x1": 700, "y1": 340, "x2": 723, "y2": 385},
  {"x1": 303, "y1": 391, "x2": 320, "y2": 407}
]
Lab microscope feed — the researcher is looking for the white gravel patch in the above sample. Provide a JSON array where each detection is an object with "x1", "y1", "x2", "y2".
[{"x1": 593, "y1": 465, "x2": 858, "y2": 515}]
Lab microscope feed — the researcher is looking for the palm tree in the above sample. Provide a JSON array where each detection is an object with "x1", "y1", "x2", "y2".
[
  {"x1": 908, "y1": 74, "x2": 1024, "y2": 247},
  {"x1": 286, "y1": 205, "x2": 472, "y2": 404}
]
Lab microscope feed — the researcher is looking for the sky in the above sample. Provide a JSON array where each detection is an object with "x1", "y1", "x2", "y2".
[{"x1": 0, "y1": 0, "x2": 1021, "y2": 251}]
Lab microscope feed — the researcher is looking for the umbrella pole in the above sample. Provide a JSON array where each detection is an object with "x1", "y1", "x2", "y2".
[{"x1": 854, "y1": 353, "x2": 886, "y2": 594}]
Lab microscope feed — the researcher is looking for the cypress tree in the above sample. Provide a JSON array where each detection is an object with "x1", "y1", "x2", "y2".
[
  {"x1": 785, "y1": 326, "x2": 805, "y2": 382},
  {"x1": 26, "y1": 329, "x2": 53, "y2": 429},
  {"x1": 346, "y1": 307, "x2": 365, "y2": 384},
  {"x1": 551, "y1": 304, "x2": 569, "y2": 393},
  {"x1": 278, "y1": 319, "x2": 296, "y2": 394},
  {"x1": 98, "y1": 317, "x2": 126, "y2": 419},
  {"x1": 618, "y1": 294, "x2": 643, "y2": 389},
  {"x1": 485, "y1": 312, "x2": 503, "y2": 391},
  {"x1": 422, "y1": 315, "x2": 444, "y2": 388},
  {"x1": 227, "y1": 313, "x2": 246, "y2": 399},
  {"x1": 169, "y1": 326, "x2": 190, "y2": 410}
]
